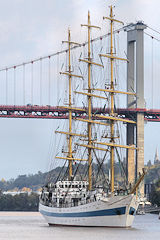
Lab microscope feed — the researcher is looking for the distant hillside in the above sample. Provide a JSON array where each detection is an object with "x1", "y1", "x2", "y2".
[
  {"x1": 0, "y1": 163, "x2": 160, "y2": 192},
  {"x1": 145, "y1": 164, "x2": 160, "y2": 184},
  {"x1": 150, "y1": 178, "x2": 160, "y2": 206},
  {"x1": 0, "y1": 163, "x2": 122, "y2": 191},
  {"x1": 0, "y1": 171, "x2": 49, "y2": 191}
]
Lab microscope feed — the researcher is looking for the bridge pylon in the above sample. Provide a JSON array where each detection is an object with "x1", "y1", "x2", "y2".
[{"x1": 125, "y1": 22, "x2": 147, "y2": 195}]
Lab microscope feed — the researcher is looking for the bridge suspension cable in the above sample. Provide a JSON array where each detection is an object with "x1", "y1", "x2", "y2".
[
  {"x1": 6, "y1": 69, "x2": 8, "y2": 105},
  {"x1": 144, "y1": 24, "x2": 160, "y2": 109},
  {"x1": 23, "y1": 64, "x2": 25, "y2": 105},
  {"x1": 48, "y1": 56, "x2": 51, "y2": 106},
  {"x1": 0, "y1": 27, "x2": 124, "y2": 73},
  {"x1": 145, "y1": 32, "x2": 160, "y2": 42},
  {"x1": 31, "y1": 62, "x2": 33, "y2": 105},
  {"x1": 151, "y1": 36, "x2": 154, "y2": 108},
  {"x1": 14, "y1": 67, "x2": 16, "y2": 105},
  {"x1": 147, "y1": 26, "x2": 160, "y2": 35},
  {"x1": 40, "y1": 59, "x2": 42, "y2": 105},
  {"x1": 1, "y1": 23, "x2": 160, "y2": 109}
]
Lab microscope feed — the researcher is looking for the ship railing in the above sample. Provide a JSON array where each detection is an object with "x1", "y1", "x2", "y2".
[{"x1": 40, "y1": 195, "x2": 99, "y2": 208}]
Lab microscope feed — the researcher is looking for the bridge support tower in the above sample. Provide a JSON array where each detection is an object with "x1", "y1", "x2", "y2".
[{"x1": 125, "y1": 22, "x2": 147, "y2": 195}]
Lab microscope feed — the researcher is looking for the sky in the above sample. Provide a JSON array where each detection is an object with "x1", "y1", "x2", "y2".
[{"x1": 0, "y1": 0, "x2": 160, "y2": 180}]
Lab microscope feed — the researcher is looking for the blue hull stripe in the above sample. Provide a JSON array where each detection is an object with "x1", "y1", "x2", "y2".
[{"x1": 40, "y1": 206, "x2": 126, "y2": 218}]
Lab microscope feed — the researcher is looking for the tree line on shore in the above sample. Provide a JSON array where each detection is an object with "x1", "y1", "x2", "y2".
[
  {"x1": 0, "y1": 163, "x2": 160, "y2": 191},
  {"x1": 0, "y1": 163, "x2": 159, "y2": 211},
  {"x1": 149, "y1": 179, "x2": 160, "y2": 207},
  {"x1": 0, "y1": 193, "x2": 39, "y2": 211}
]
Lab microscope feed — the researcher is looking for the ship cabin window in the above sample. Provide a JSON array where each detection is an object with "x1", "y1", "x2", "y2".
[
  {"x1": 83, "y1": 185, "x2": 85, "y2": 188},
  {"x1": 75, "y1": 185, "x2": 78, "y2": 188},
  {"x1": 65, "y1": 185, "x2": 68, "y2": 188},
  {"x1": 79, "y1": 185, "x2": 82, "y2": 188},
  {"x1": 72, "y1": 198, "x2": 79, "y2": 207},
  {"x1": 59, "y1": 198, "x2": 64, "y2": 207},
  {"x1": 49, "y1": 192, "x2": 52, "y2": 198}
]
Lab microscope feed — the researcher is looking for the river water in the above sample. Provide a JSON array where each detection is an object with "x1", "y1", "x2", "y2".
[{"x1": 0, "y1": 212, "x2": 159, "y2": 240}]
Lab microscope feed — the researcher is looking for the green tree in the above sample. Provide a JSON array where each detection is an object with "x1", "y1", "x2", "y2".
[{"x1": 150, "y1": 179, "x2": 160, "y2": 206}]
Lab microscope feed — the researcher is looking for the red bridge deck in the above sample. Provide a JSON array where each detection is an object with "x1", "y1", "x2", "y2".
[{"x1": 0, "y1": 105, "x2": 159, "y2": 122}]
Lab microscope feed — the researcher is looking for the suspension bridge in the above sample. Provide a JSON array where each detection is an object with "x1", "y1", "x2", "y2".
[
  {"x1": 0, "y1": 21, "x2": 160, "y2": 186},
  {"x1": 0, "y1": 23, "x2": 159, "y2": 120}
]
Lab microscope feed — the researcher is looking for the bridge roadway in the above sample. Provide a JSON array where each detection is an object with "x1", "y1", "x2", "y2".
[{"x1": 0, "y1": 105, "x2": 159, "y2": 122}]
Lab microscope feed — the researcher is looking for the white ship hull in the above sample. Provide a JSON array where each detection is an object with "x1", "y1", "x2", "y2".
[{"x1": 39, "y1": 194, "x2": 138, "y2": 227}]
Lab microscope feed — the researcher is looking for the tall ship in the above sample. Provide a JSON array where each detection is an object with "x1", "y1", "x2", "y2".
[{"x1": 39, "y1": 6, "x2": 145, "y2": 227}]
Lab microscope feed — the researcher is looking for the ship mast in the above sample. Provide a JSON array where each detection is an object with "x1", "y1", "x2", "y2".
[
  {"x1": 55, "y1": 30, "x2": 89, "y2": 179},
  {"x1": 81, "y1": 11, "x2": 101, "y2": 190},
  {"x1": 55, "y1": 6, "x2": 142, "y2": 194},
  {"x1": 99, "y1": 6, "x2": 131, "y2": 193},
  {"x1": 86, "y1": 11, "x2": 92, "y2": 190},
  {"x1": 68, "y1": 29, "x2": 73, "y2": 177},
  {"x1": 76, "y1": 6, "x2": 137, "y2": 193},
  {"x1": 109, "y1": 6, "x2": 115, "y2": 193}
]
